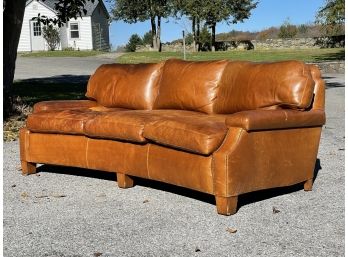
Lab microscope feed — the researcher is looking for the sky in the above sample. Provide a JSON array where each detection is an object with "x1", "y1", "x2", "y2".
[{"x1": 106, "y1": 0, "x2": 326, "y2": 48}]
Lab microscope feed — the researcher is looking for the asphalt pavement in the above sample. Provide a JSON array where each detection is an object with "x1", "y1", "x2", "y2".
[{"x1": 4, "y1": 57, "x2": 345, "y2": 256}]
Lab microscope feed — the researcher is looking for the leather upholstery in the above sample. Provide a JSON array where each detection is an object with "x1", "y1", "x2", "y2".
[
  {"x1": 86, "y1": 62, "x2": 164, "y2": 109},
  {"x1": 33, "y1": 100, "x2": 98, "y2": 113},
  {"x1": 214, "y1": 60, "x2": 315, "y2": 113},
  {"x1": 27, "y1": 109, "x2": 98, "y2": 135},
  {"x1": 147, "y1": 144, "x2": 214, "y2": 193},
  {"x1": 213, "y1": 127, "x2": 322, "y2": 197},
  {"x1": 143, "y1": 112, "x2": 227, "y2": 155},
  {"x1": 85, "y1": 110, "x2": 228, "y2": 154},
  {"x1": 84, "y1": 110, "x2": 159, "y2": 142},
  {"x1": 20, "y1": 59, "x2": 326, "y2": 216},
  {"x1": 309, "y1": 64, "x2": 325, "y2": 110},
  {"x1": 225, "y1": 109, "x2": 325, "y2": 131},
  {"x1": 154, "y1": 59, "x2": 228, "y2": 114}
]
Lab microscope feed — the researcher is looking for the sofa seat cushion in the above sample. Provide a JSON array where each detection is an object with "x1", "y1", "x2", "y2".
[
  {"x1": 26, "y1": 109, "x2": 101, "y2": 135},
  {"x1": 83, "y1": 110, "x2": 195, "y2": 142},
  {"x1": 84, "y1": 110, "x2": 161, "y2": 143},
  {"x1": 143, "y1": 112, "x2": 228, "y2": 155}
]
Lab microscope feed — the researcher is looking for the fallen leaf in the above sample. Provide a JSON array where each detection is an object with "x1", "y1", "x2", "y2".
[
  {"x1": 273, "y1": 207, "x2": 280, "y2": 214},
  {"x1": 11, "y1": 184, "x2": 16, "y2": 188},
  {"x1": 94, "y1": 252, "x2": 103, "y2": 257},
  {"x1": 194, "y1": 247, "x2": 201, "y2": 252},
  {"x1": 21, "y1": 192, "x2": 29, "y2": 198},
  {"x1": 143, "y1": 199, "x2": 149, "y2": 203},
  {"x1": 226, "y1": 227, "x2": 237, "y2": 234}
]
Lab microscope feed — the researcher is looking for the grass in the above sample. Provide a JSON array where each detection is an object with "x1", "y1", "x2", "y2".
[
  {"x1": 19, "y1": 50, "x2": 104, "y2": 57},
  {"x1": 116, "y1": 48, "x2": 345, "y2": 64}
]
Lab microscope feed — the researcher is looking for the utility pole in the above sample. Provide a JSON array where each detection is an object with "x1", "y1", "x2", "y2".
[{"x1": 182, "y1": 30, "x2": 186, "y2": 60}]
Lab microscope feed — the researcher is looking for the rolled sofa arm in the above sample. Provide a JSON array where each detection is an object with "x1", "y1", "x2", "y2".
[
  {"x1": 33, "y1": 100, "x2": 98, "y2": 113},
  {"x1": 225, "y1": 109, "x2": 326, "y2": 131}
]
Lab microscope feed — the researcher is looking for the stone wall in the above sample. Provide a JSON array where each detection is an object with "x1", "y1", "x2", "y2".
[
  {"x1": 136, "y1": 43, "x2": 194, "y2": 52},
  {"x1": 251, "y1": 38, "x2": 318, "y2": 49},
  {"x1": 135, "y1": 36, "x2": 344, "y2": 52}
]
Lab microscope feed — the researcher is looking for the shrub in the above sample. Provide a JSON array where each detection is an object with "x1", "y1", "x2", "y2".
[
  {"x1": 185, "y1": 33, "x2": 194, "y2": 45},
  {"x1": 125, "y1": 34, "x2": 143, "y2": 52},
  {"x1": 142, "y1": 31, "x2": 153, "y2": 46},
  {"x1": 278, "y1": 19, "x2": 298, "y2": 39},
  {"x1": 42, "y1": 25, "x2": 60, "y2": 51},
  {"x1": 198, "y1": 26, "x2": 212, "y2": 51}
]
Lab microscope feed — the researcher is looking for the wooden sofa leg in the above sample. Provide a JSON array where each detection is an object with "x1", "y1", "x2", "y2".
[
  {"x1": 304, "y1": 178, "x2": 313, "y2": 191},
  {"x1": 21, "y1": 161, "x2": 37, "y2": 175},
  {"x1": 117, "y1": 173, "x2": 134, "y2": 188},
  {"x1": 215, "y1": 196, "x2": 238, "y2": 216}
]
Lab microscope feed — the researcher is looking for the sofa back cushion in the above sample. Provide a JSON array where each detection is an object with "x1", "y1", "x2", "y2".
[
  {"x1": 154, "y1": 59, "x2": 228, "y2": 114},
  {"x1": 86, "y1": 62, "x2": 164, "y2": 109},
  {"x1": 213, "y1": 60, "x2": 315, "y2": 114}
]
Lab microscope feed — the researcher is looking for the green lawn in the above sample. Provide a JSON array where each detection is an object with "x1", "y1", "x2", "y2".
[
  {"x1": 116, "y1": 48, "x2": 344, "y2": 64},
  {"x1": 20, "y1": 50, "x2": 104, "y2": 57}
]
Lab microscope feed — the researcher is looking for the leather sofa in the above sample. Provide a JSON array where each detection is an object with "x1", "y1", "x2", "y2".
[{"x1": 20, "y1": 59, "x2": 325, "y2": 215}]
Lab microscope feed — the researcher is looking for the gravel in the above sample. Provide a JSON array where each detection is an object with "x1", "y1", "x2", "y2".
[{"x1": 3, "y1": 74, "x2": 344, "y2": 257}]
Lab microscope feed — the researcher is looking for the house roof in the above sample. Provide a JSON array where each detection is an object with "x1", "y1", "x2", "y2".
[{"x1": 26, "y1": 0, "x2": 110, "y2": 18}]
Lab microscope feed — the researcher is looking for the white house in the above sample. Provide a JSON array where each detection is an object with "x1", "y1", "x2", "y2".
[{"x1": 18, "y1": 0, "x2": 110, "y2": 52}]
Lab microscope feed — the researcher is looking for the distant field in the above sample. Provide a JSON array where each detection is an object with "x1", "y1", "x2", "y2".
[
  {"x1": 116, "y1": 48, "x2": 344, "y2": 64},
  {"x1": 20, "y1": 50, "x2": 104, "y2": 57}
]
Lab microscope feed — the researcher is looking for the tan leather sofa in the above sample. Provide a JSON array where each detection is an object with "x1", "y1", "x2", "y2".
[{"x1": 20, "y1": 59, "x2": 325, "y2": 215}]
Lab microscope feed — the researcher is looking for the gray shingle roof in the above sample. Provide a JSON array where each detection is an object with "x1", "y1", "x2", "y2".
[{"x1": 26, "y1": 0, "x2": 109, "y2": 18}]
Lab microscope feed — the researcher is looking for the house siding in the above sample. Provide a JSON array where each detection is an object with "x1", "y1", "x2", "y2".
[
  {"x1": 65, "y1": 17, "x2": 93, "y2": 50},
  {"x1": 18, "y1": 0, "x2": 57, "y2": 51},
  {"x1": 59, "y1": 25, "x2": 68, "y2": 49},
  {"x1": 91, "y1": 3, "x2": 110, "y2": 51}
]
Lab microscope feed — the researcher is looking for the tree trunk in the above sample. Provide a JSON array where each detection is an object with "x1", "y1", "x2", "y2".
[
  {"x1": 150, "y1": 16, "x2": 157, "y2": 50},
  {"x1": 156, "y1": 16, "x2": 161, "y2": 52},
  {"x1": 192, "y1": 16, "x2": 196, "y2": 52},
  {"x1": 211, "y1": 22, "x2": 216, "y2": 52},
  {"x1": 3, "y1": 0, "x2": 26, "y2": 120},
  {"x1": 197, "y1": 17, "x2": 201, "y2": 51}
]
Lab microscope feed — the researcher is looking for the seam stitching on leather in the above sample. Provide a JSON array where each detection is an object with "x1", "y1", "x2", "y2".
[
  {"x1": 85, "y1": 138, "x2": 89, "y2": 169},
  {"x1": 300, "y1": 64, "x2": 310, "y2": 108},
  {"x1": 25, "y1": 129, "x2": 30, "y2": 161},
  {"x1": 225, "y1": 128, "x2": 243, "y2": 197},
  {"x1": 211, "y1": 127, "x2": 231, "y2": 196},
  {"x1": 146, "y1": 145, "x2": 150, "y2": 179}
]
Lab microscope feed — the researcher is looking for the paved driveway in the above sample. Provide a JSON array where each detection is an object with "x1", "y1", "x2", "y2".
[{"x1": 14, "y1": 54, "x2": 120, "y2": 81}]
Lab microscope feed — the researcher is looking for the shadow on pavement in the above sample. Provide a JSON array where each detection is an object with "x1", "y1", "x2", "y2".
[
  {"x1": 13, "y1": 75, "x2": 89, "y2": 105},
  {"x1": 38, "y1": 158, "x2": 322, "y2": 213},
  {"x1": 313, "y1": 49, "x2": 345, "y2": 62},
  {"x1": 323, "y1": 76, "x2": 345, "y2": 89},
  {"x1": 16, "y1": 74, "x2": 90, "y2": 84}
]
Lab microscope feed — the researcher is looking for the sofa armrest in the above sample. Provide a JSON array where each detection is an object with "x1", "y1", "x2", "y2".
[
  {"x1": 33, "y1": 100, "x2": 98, "y2": 113},
  {"x1": 225, "y1": 109, "x2": 326, "y2": 131}
]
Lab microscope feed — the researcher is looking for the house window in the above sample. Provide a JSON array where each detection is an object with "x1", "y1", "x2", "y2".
[
  {"x1": 70, "y1": 22, "x2": 80, "y2": 38},
  {"x1": 33, "y1": 22, "x2": 41, "y2": 36}
]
